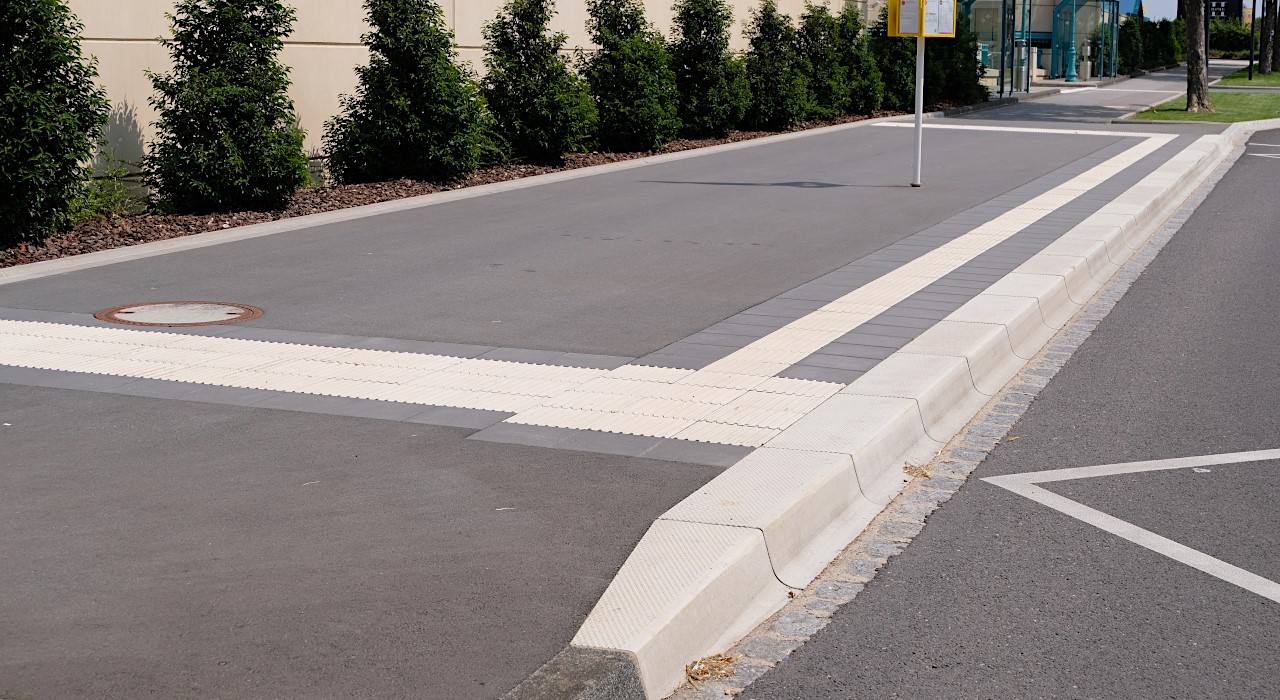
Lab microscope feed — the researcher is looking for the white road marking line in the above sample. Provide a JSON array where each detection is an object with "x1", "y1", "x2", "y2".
[
  {"x1": 984, "y1": 449, "x2": 1280, "y2": 604},
  {"x1": 1246, "y1": 142, "x2": 1280, "y2": 146},
  {"x1": 1093, "y1": 88, "x2": 1184, "y2": 93},
  {"x1": 879, "y1": 122, "x2": 1166, "y2": 138},
  {"x1": 1058, "y1": 87, "x2": 1097, "y2": 93},
  {"x1": 1247, "y1": 153, "x2": 1280, "y2": 159}
]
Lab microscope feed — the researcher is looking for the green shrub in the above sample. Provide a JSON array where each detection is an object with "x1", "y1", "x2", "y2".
[
  {"x1": 870, "y1": 7, "x2": 915, "y2": 111},
  {"x1": 482, "y1": 0, "x2": 596, "y2": 163},
  {"x1": 868, "y1": 6, "x2": 984, "y2": 111},
  {"x1": 924, "y1": 13, "x2": 987, "y2": 105},
  {"x1": 668, "y1": 0, "x2": 750, "y2": 138},
  {"x1": 324, "y1": 0, "x2": 484, "y2": 184},
  {"x1": 1142, "y1": 19, "x2": 1176, "y2": 67},
  {"x1": 582, "y1": 0, "x2": 681, "y2": 151},
  {"x1": 1118, "y1": 15, "x2": 1143, "y2": 73},
  {"x1": 1172, "y1": 18, "x2": 1187, "y2": 62},
  {"x1": 836, "y1": 3, "x2": 884, "y2": 115},
  {"x1": 1, "y1": 0, "x2": 110, "y2": 245},
  {"x1": 1210, "y1": 18, "x2": 1251, "y2": 53},
  {"x1": 145, "y1": 0, "x2": 308, "y2": 213},
  {"x1": 743, "y1": 0, "x2": 807, "y2": 131},
  {"x1": 69, "y1": 156, "x2": 143, "y2": 225},
  {"x1": 797, "y1": 2, "x2": 850, "y2": 119}
]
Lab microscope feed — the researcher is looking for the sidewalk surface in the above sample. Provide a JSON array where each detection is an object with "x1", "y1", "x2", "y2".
[
  {"x1": 737, "y1": 126, "x2": 1280, "y2": 700},
  {"x1": 2, "y1": 64, "x2": 1268, "y2": 700}
]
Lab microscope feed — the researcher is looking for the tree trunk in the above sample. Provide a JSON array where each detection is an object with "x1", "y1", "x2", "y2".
[
  {"x1": 1186, "y1": 0, "x2": 1212, "y2": 111},
  {"x1": 1271, "y1": 7, "x2": 1280, "y2": 71},
  {"x1": 1264, "y1": 0, "x2": 1278, "y2": 74}
]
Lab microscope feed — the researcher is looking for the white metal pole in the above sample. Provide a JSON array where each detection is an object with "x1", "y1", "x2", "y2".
[{"x1": 912, "y1": 35, "x2": 925, "y2": 188}]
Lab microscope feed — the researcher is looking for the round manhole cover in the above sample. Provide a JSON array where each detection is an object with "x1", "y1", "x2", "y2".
[{"x1": 95, "y1": 301, "x2": 263, "y2": 327}]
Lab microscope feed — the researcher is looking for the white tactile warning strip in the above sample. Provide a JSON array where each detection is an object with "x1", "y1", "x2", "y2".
[{"x1": 0, "y1": 129, "x2": 1176, "y2": 452}]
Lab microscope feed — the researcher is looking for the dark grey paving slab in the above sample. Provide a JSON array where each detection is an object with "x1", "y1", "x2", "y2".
[
  {"x1": 780, "y1": 130, "x2": 1197, "y2": 383},
  {"x1": 553, "y1": 353, "x2": 634, "y2": 370},
  {"x1": 252, "y1": 393, "x2": 431, "y2": 421},
  {"x1": 478, "y1": 347, "x2": 571, "y2": 364},
  {"x1": 682, "y1": 332, "x2": 762, "y2": 348},
  {"x1": 639, "y1": 440, "x2": 755, "y2": 468},
  {"x1": 847, "y1": 323, "x2": 921, "y2": 339},
  {"x1": 183, "y1": 384, "x2": 281, "y2": 406},
  {"x1": 556, "y1": 431, "x2": 666, "y2": 459},
  {"x1": 404, "y1": 406, "x2": 513, "y2": 429},
  {"x1": 467, "y1": 422, "x2": 578, "y2": 449},
  {"x1": 857, "y1": 314, "x2": 937, "y2": 330},
  {"x1": 632, "y1": 354, "x2": 715, "y2": 370},
  {"x1": 112, "y1": 378, "x2": 209, "y2": 400},
  {"x1": 794, "y1": 354, "x2": 881, "y2": 372},
  {"x1": 816, "y1": 342, "x2": 900, "y2": 360},
  {"x1": 835, "y1": 332, "x2": 911, "y2": 348},
  {"x1": 0, "y1": 367, "x2": 138, "y2": 391},
  {"x1": 776, "y1": 365, "x2": 865, "y2": 384},
  {"x1": 654, "y1": 342, "x2": 737, "y2": 359}
]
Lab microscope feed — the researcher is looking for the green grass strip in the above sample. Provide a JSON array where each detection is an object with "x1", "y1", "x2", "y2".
[{"x1": 1135, "y1": 92, "x2": 1280, "y2": 122}]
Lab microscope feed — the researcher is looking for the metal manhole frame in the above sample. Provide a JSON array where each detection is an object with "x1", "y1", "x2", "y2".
[{"x1": 94, "y1": 301, "x2": 264, "y2": 327}]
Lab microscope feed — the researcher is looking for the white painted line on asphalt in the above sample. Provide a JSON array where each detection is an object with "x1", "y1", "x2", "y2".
[
  {"x1": 1094, "y1": 88, "x2": 1183, "y2": 93},
  {"x1": 984, "y1": 449, "x2": 1280, "y2": 604},
  {"x1": 878, "y1": 122, "x2": 1167, "y2": 137},
  {"x1": 1245, "y1": 142, "x2": 1280, "y2": 146},
  {"x1": 1058, "y1": 87, "x2": 1097, "y2": 94}
]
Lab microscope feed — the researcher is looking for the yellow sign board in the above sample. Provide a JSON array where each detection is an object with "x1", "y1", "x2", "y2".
[{"x1": 888, "y1": 0, "x2": 957, "y2": 38}]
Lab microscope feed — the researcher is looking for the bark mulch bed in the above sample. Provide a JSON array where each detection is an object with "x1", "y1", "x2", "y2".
[{"x1": 0, "y1": 111, "x2": 924, "y2": 270}]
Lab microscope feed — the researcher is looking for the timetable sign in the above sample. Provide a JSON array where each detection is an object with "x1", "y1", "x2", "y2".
[{"x1": 889, "y1": 0, "x2": 957, "y2": 38}]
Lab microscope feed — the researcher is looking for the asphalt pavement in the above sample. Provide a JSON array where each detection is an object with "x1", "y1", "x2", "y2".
[
  {"x1": 740, "y1": 131, "x2": 1280, "y2": 700},
  {"x1": 0, "y1": 68, "x2": 1259, "y2": 700}
]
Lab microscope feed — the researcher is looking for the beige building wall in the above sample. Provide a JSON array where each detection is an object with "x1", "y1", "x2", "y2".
[{"x1": 71, "y1": 0, "x2": 870, "y2": 163}]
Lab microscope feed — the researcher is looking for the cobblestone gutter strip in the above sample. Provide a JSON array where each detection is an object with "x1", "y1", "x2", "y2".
[{"x1": 665, "y1": 136, "x2": 1244, "y2": 700}]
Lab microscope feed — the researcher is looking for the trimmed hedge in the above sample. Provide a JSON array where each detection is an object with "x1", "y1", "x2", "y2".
[
  {"x1": 837, "y1": 3, "x2": 884, "y2": 115},
  {"x1": 324, "y1": 0, "x2": 485, "y2": 184},
  {"x1": 798, "y1": 2, "x2": 851, "y2": 119},
  {"x1": 743, "y1": 0, "x2": 808, "y2": 131},
  {"x1": 669, "y1": 0, "x2": 751, "y2": 138},
  {"x1": 582, "y1": 0, "x2": 681, "y2": 151},
  {"x1": 145, "y1": 0, "x2": 309, "y2": 213},
  {"x1": 481, "y1": 0, "x2": 596, "y2": 163},
  {"x1": 1, "y1": 0, "x2": 109, "y2": 245}
]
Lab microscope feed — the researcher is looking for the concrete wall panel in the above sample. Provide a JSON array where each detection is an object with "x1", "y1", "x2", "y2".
[{"x1": 69, "y1": 0, "x2": 848, "y2": 155}]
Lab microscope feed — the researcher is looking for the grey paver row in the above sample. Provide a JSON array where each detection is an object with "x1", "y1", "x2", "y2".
[
  {"x1": 635, "y1": 134, "x2": 1191, "y2": 372},
  {"x1": 777, "y1": 133, "x2": 1196, "y2": 382}
]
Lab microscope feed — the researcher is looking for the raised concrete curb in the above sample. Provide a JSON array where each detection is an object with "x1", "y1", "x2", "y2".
[{"x1": 535, "y1": 122, "x2": 1266, "y2": 700}]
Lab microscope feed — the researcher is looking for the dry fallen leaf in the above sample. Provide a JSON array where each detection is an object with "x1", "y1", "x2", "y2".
[{"x1": 686, "y1": 653, "x2": 741, "y2": 685}]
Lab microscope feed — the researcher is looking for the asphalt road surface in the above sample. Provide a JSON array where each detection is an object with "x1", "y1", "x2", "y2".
[
  {"x1": 0, "y1": 69, "x2": 1249, "y2": 700},
  {"x1": 741, "y1": 132, "x2": 1280, "y2": 700}
]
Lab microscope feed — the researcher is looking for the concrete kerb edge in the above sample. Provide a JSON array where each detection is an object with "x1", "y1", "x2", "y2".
[{"x1": 533, "y1": 121, "x2": 1255, "y2": 700}]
